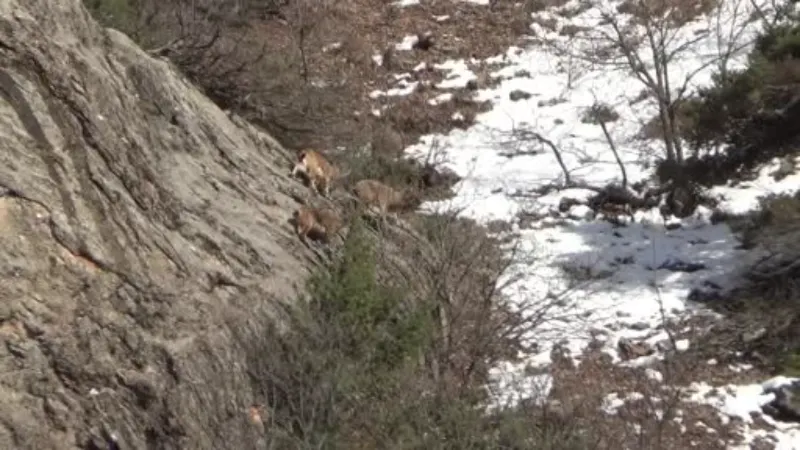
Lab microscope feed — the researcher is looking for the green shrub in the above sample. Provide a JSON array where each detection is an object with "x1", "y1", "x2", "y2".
[
  {"x1": 682, "y1": 69, "x2": 763, "y2": 151},
  {"x1": 682, "y1": 11, "x2": 800, "y2": 155},
  {"x1": 307, "y1": 216, "x2": 432, "y2": 370},
  {"x1": 754, "y1": 22, "x2": 800, "y2": 62},
  {"x1": 703, "y1": 194, "x2": 800, "y2": 375},
  {"x1": 239, "y1": 214, "x2": 598, "y2": 449}
]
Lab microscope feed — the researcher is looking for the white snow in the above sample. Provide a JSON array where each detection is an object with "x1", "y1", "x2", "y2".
[
  {"x1": 368, "y1": 0, "x2": 800, "y2": 445},
  {"x1": 489, "y1": 363, "x2": 554, "y2": 408},
  {"x1": 601, "y1": 391, "x2": 647, "y2": 415},
  {"x1": 686, "y1": 378, "x2": 800, "y2": 449},
  {"x1": 395, "y1": 34, "x2": 419, "y2": 51},
  {"x1": 322, "y1": 42, "x2": 342, "y2": 53},
  {"x1": 645, "y1": 367, "x2": 664, "y2": 382},
  {"x1": 709, "y1": 156, "x2": 800, "y2": 214},
  {"x1": 433, "y1": 59, "x2": 478, "y2": 89},
  {"x1": 369, "y1": 79, "x2": 418, "y2": 99},
  {"x1": 428, "y1": 93, "x2": 453, "y2": 105}
]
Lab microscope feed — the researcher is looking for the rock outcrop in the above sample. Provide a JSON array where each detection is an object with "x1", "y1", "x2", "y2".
[
  {"x1": 0, "y1": 0, "x2": 316, "y2": 448},
  {"x1": 762, "y1": 380, "x2": 800, "y2": 423}
]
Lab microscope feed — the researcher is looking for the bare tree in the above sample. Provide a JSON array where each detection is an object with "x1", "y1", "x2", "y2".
[
  {"x1": 747, "y1": 0, "x2": 797, "y2": 33},
  {"x1": 541, "y1": 0, "x2": 768, "y2": 169},
  {"x1": 583, "y1": 102, "x2": 629, "y2": 189},
  {"x1": 283, "y1": 0, "x2": 334, "y2": 83},
  {"x1": 113, "y1": 0, "x2": 272, "y2": 109},
  {"x1": 371, "y1": 202, "x2": 590, "y2": 393}
]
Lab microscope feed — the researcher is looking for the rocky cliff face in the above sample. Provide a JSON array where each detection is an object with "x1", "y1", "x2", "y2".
[{"x1": 0, "y1": 0, "x2": 315, "y2": 448}]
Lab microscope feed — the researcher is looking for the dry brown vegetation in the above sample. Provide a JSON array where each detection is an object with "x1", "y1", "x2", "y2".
[
  {"x1": 85, "y1": 0, "x2": 532, "y2": 153},
  {"x1": 694, "y1": 192, "x2": 800, "y2": 377},
  {"x1": 616, "y1": 0, "x2": 719, "y2": 27},
  {"x1": 232, "y1": 207, "x2": 595, "y2": 448},
  {"x1": 84, "y1": 0, "x2": 534, "y2": 211}
]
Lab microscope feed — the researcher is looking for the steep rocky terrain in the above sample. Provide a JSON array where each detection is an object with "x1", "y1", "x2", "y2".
[{"x1": 0, "y1": 0, "x2": 317, "y2": 448}]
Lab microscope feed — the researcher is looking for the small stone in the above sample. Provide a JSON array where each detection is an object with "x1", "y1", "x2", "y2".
[
  {"x1": 514, "y1": 70, "x2": 532, "y2": 78},
  {"x1": 655, "y1": 339, "x2": 673, "y2": 352},
  {"x1": 509, "y1": 89, "x2": 532, "y2": 101},
  {"x1": 558, "y1": 197, "x2": 582, "y2": 213},
  {"x1": 412, "y1": 32, "x2": 434, "y2": 51},
  {"x1": 762, "y1": 381, "x2": 800, "y2": 423},
  {"x1": 772, "y1": 156, "x2": 795, "y2": 181},
  {"x1": 628, "y1": 321, "x2": 650, "y2": 331}
]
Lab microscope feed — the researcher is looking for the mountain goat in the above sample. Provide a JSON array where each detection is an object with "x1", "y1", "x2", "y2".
[
  {"x1": 291, "y1": 149, "x2": 340, "y2": 198},
  {"x1": 352, "y1": 179, "x2": 417, "y2": 224},
  {"x1": 293, "y1": 205, "x2": 344, "y2": 245}
]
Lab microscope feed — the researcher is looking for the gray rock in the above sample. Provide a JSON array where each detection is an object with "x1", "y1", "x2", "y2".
[
  {"x1": 762, "y1": 381, "x2": 800, "y2": 423},
  {"x1": 656, "y1": 258, "x2": 706, "y2": 273},
  {"x1": 771, "y1": 156, "x2": 795, "y2": 181},
  {"x1": 655, "y1": 339, "x2": 674, "y2": 352},
  {"x1": 688, "y1": 288, "x2": 723, "y2": 303},
  {"x1": 558, "y1": 197, "x2": 583, "y2": 213},
  {"x1": 628, "y1": 321, "x2": 650, "y2": 331},
  {"x1": 0, "y1": 0, "x2": 317, "y2": 447},
  {"x1": 509, "y1": 89, "x2": 532, "y2": 101}
]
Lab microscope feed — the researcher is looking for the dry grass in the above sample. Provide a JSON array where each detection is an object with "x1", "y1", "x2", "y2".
[
  {"x1": 87, "y1": 0, "x2": 540, "y2": 161},
  {"x1": 542, "y1": 316, "x2": 776, "y2": 450},
  {"x1": 383, "y1": 90, "x2": 493, "y2": 139},
  {"x1": 94, "y1": 0, "x2": 541, "y2": 201},
  {"x1": 616, "y1": 0, "x2": 719, "y2": 27},
  {"x1": 524, "y1": 0, "x2": 574, "y2": 14},
  {"x1": 235, "y1": 0, "x2": 540, "y2": 152}
]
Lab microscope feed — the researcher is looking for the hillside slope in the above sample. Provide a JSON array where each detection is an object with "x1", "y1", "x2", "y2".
[{"x1": 0, "y1": 0, "x2": 314, "y2": 448}]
